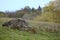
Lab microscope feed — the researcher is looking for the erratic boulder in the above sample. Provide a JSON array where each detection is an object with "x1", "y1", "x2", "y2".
[{"x1": 2, "y1": 18, "x2": 37, "y2": 33}]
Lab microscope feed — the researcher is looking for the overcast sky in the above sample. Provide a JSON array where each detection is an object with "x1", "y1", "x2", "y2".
[{"x1": 0, "y1": 0, "x2": 52, "y2": 11}]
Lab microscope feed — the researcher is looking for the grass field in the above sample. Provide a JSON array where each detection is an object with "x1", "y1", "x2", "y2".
[{"x1": 0, "y1": 18, "x2": 60, "y2": 40}]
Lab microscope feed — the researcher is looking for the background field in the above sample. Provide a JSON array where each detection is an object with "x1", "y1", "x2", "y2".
[{"x1": 0, "y1": 18, "x2": 60, "y2": 40}]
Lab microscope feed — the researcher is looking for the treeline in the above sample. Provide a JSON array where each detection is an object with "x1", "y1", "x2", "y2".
[
  {"x1": 34, "y1": 0, "x2": 60, "y2": 23},
  {"x1": 0, "y1": 6, "x2": 42, "y2": 20},
  {"x1": 1, "y1": 0, "x2": 60, "y2": 23}
]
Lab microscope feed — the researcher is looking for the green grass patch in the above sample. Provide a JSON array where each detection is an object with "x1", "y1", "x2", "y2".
[{"x1": 0, "y1": 18, "x2": 60, "y2": 40}]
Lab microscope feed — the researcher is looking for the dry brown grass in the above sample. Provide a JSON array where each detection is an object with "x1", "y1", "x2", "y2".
[{"x1": 0, "y1": 17, "x2": 14, "y2": 22}]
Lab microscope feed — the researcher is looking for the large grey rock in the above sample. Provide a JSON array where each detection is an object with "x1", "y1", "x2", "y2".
[
  {"x1": 2, "y1": 18, "x2": 29, "y2": 29},
  {"x1": 2, "y1": 18, "x2": 37, "y2": 33}
]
